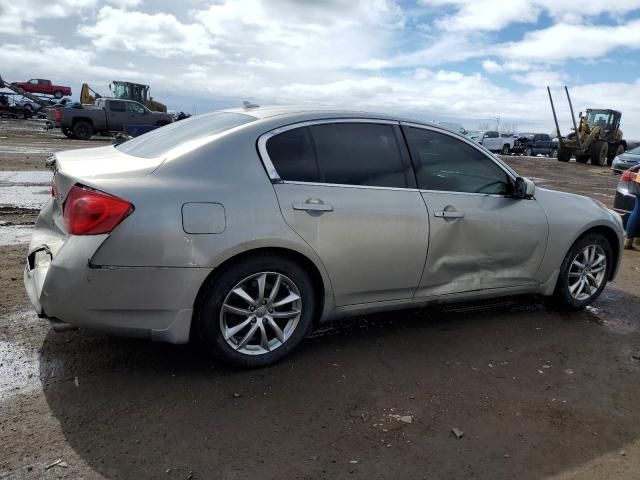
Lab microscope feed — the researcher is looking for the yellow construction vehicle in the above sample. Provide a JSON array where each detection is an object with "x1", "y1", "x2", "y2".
[{"x1": 80, "y1": 81, "x2": 167, "y2": 113}]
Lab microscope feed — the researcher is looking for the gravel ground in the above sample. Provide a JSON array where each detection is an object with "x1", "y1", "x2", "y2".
[{"x1": 1, "y1": 118, "x2": 640, "y2": 480}]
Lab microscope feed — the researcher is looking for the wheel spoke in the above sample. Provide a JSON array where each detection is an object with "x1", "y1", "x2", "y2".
[
  {"x1": 224, "y1": 316, "x2": 254, "y2": 340},
  {"x1": 569, "y1": 279, "x2": 581, "y2": 295},
  {"x1": 573, "y1": 260, "x2": 585, "y2": 269},
  {"x1": 236, "y1": 322, "x2": 259, "y2": 349},
  {"x1": 586, "y1": 273, "x2": 598, "y2": 288},
  {"x1": 267, "y1": 318, "x2": 285, "y2": 343},
  {"x1": 590, "y1": 264, "x2": 605, "y2": 274},
  {"x1": 569, "y1": 271, "x2": 581, "y2": 278},
  {"x1": 256, "y1": 273, "x2": 267, "y2": 303},
  {"x1": 232, "y1": 287, "x2": 257, "y2": 306},
  {"x1": 270, "y1": 309, "x2": 300, "y2": 319},
  {"x1": 258, "y1": 321, "x2": 270, "y2": 351},
  {"x1": 592, "y1": 254, "x2": 605, "y2": 267},
  {"x1": 223, "y1": 304, "x2": 252, "y2": 316},
  {"x1": 272, "y1": 291, "x2": 301, "y2": 308},
  {"x1": 267, "y1": 274, "x2": 282, "y2": 304}
]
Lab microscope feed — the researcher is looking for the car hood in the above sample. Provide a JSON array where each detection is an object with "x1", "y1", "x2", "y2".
[{"x1": 615, "y1": 152, "x2": 640, "y2": 164}]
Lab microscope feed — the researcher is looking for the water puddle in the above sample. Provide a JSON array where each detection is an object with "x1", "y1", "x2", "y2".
[
  {"x1": 0, "y1": 171, "x2": 52, "y2": 185},
  {"x1": 0, "y1": 185, "x2": 49, "y2": 209},
  {"x1": 0, "y1": 170, "x2": 51, "y2": 209},
  {"x1": 0, "y1": 224, "x2": 33, "y2": 246},
  {"x1": 0, "y1": 311, "x2": 42, "y2": 400}
]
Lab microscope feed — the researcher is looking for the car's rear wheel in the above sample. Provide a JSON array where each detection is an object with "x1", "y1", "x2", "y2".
[
  {"x1": 524, "y1": 147, "x2": 532, "y2": 157},
  {"x1": 72, "y1": 120, "x2": 93, "y2": 140},
  {"x1": 553, "y1": 233, "x2": 612, "y2": 310},
  {"x1": 501, "y1": 144, "x2": 510, "y2": 155},
  {"x1": 53, "y1": 91, "x2": 63, "y2": 99},
  {"x1": 197, "y1": 255, "x2": 316, "y2": 367},
  {"x1": 550, "y1": 148, "x2": 558, "y2": 158}
]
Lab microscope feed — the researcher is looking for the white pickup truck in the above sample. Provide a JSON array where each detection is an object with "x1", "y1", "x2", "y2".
[{"x1": 466, "y1": 130, "x2": 514, "y2": 154}]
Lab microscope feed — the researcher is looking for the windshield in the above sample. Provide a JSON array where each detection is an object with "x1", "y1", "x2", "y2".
[
  {"x1": 116, "y1": 111, "x2": 256, "y2": 159},
  {"x1": 585, "y1": 110, "x2": 612, "y2": 128},
  {"x1": 628, "y1": 145, "x2": 640, "y2": 155}
]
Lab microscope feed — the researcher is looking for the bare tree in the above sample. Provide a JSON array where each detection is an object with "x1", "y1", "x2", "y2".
[{"x1": 501, "y1": 122, "x2": 518, "y2": 135}]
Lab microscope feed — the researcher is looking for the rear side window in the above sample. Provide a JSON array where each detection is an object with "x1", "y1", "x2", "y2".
[
  {"x1": 405, "y1": 127, "x2": 511, "y2": 194},
  {"x1": 116, "y1": 112, "x2": 255, "y2": 158},
  {"x1": 265, "y1": 127, "x2": 319, "y2": 182},
  {"x1": 109, "y1": 101, "x2": 126, "y2": 112},
  {"x1": 266, "y1": 122, "x2": 409, "y2": 188}
]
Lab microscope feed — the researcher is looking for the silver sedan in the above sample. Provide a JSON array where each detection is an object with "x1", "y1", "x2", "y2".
[{"x1": 24, "y1": 107, "x2": 624, "y2": 367}]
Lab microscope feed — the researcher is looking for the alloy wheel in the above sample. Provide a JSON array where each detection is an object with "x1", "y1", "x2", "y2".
[
  {"x1": 219, "y1": 272, "x2": 302, "y2": 355},
  {"x1": 568, "y1": 245, "x2": 607, "y2": 301}
]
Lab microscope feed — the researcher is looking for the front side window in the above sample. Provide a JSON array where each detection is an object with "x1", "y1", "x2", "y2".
[
  {"x1": 266, "y1": 122, "x2": 409, "y2": 188},
  {"x1": 29, "y1": 79, "x2": 38, "y2": 84},
  {"x1": 127, "y1": 102, "x2": 147, "y2": 114},
  {"x1": 405, "y1": 127, "x2": 511, "y2": 195}
]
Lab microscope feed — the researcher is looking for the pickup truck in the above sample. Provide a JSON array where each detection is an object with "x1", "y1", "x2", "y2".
[
  {"x1": 511, "y1": 133, "x2": 559, "y2": 157},
  {"x1": 466, "y1": 130, "x2": 514, "y2": 154},
  {"x1": 48, "y1": 98, "x2": 174, "y2": 140},
  {"x1": 11, "y1": 79, "x2": 72, "y2": 99}
]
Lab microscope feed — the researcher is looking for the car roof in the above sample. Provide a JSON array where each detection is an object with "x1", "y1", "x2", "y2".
[{"x1": 220, "y1": 105, "x2": 444, "y2": 128}]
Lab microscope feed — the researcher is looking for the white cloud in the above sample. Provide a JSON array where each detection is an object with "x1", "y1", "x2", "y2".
[
  {"x1": 0, "y1": 0, "x2": 96, "y2": 34},
  {"x1": 77, "y1": 6, "x2": 218, "y2": 58},
  {"x1": 511, "y1": 70, "x2": 568, "y2": 87},
  {"x1": 498, "y1": 19, "x2": 640, "y2": 63}
]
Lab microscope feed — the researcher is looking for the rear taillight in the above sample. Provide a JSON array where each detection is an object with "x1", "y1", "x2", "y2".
[
  {"x1": 51, "y1": 182, "x2": 56, "y2": 197},
  {"x1": 621, "y1": 170, "x2": 638, "y2": 182},
  {"x1": 63, "y1": 185, "x2": 133, "y2": 235},
  {"x1": 54, "y1": 109, "x2": 62, "y2": 121}
]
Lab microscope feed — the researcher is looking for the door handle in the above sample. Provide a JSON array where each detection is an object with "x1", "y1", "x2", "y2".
[
  {"x1": 434, "y1": 210, "x2": 464, "y2": 219},
  {"x1": 293, "y1": 198, "x2": 334, "y2": 212}
]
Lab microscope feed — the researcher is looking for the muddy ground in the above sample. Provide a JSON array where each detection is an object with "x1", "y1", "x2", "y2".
[{"x1": 1, "y1": 118, "x2": 639, "y2": 479}]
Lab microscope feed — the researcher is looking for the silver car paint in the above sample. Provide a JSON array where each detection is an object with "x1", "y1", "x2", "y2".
[{"x1": 24, "y1": 107, "x2": 624, "y2": 344}]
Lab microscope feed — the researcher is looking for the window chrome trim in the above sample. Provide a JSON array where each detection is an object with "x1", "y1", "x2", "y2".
[
  {"x1": 256, "y1": 118, "x2": 399, "y2": 183},
  {"x1": 400, "y1": 121, "x2": 518, "y2": 182},
  {"x1": 281, "y1": 180, "x2": 419, "y2": 192}
]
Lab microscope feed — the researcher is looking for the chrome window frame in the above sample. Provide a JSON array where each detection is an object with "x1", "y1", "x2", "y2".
[
  {"x1": 400, "y1": 121, "x2": 518, "y2": 197},
  {"x1": 257, "y1": 118, "x2": 404, "y2": 187}
]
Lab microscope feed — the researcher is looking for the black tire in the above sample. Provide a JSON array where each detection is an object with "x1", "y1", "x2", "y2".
[
  {"x1": 524, "y1": 147, "x2": 532, "y2": 157},
  {"x1": 72, "y1": 120, "x2": 93, "y2": 140},
  {"x1": 575, "y1": 155, "x2": 589, "y2": 164},
  {"x1": 557, "y1": 148, "x2": 571, "y2": 162},
  {"x1": 590, "y1": 141, "x2": 608, "y2": 166},
  {"x1": 501, "y1": 144, "x2": 510, "y2": 155},
  {"x1": 553, "y1": 233, "x2": 612, "y2": 310},
  {"x1": 550, "y1": 148, "x2": 558, "y2": 158},
  {"x1": 53, "y1": 91, "x2": 63, "y2": 99},
  {"x1": 23, "y1": 104, "x2": 33, "y2": 112},
  {"x1": 196, "y1": 254, "x2": 317, "y2": 367}
]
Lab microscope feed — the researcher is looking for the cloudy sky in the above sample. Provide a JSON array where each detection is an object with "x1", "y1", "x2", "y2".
[{"x1": 2, "y1": 0, "x2": 640, "y2": 136}]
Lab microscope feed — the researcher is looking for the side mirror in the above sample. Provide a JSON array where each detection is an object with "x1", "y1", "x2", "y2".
[{"x1": 514, "y1": 177, "x2": 535, "y2": 199}]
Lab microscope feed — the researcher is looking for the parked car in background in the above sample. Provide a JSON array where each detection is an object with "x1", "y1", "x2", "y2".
[
  {"x1": 613, "y1": 165, "x2": 640, "y2": 226},
  {"x1": 468, "y1": 130, "x2": 514, "y2": 154},
  {"x1": 48, "y1": 98, "x2": 173, "y2": 139},
  {"x1": 11, "y1": 79, "x2": 72, "y2": 99},
  {"x1": 25, "y1": 107, "x2": 623, "y2": 367},
  {"x1": 611, "y1": 145, "x2": 640, "y2": 174},
  {"x1": 16, "y1": 100, "x2": 43, "y2": 114},
  {"x1": 512, "y1": 133, "x2": 559, "y2": 158}
]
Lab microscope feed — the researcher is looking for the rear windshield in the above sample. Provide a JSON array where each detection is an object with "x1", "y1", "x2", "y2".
[{"x1": 116, "y1": 111, "x2": 255, "y2": 158}]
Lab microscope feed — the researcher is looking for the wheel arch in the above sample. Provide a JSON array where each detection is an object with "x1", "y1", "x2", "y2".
[
  {"x1": 571, "y1": 225, "x2": 622, "y2": 280},
  {"x1": 192, "y1": 246, "x2": 331, "y2": 334}
]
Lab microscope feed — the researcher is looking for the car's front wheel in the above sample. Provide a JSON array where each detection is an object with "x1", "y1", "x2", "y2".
[
  {"x1": 197, "y1": 255, "x2": 316, "y2": 367},
  {"x1": 554, "y1": 233, "x2": 612, "y2": 310}
]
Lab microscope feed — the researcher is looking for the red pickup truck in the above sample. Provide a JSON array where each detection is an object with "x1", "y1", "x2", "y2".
[{"x1": 11, "y1": 79, "x2": 72, "y2": 99}]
